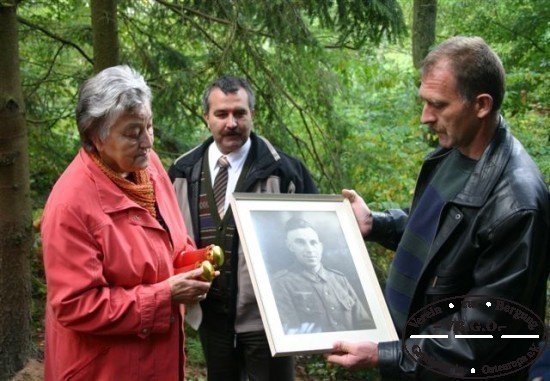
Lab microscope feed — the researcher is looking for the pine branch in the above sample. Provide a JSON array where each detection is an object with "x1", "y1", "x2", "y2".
[
  {"x1": 153, "y1": 0, "x2": 274, "y2": 39},
  {"x1": 25, "y1": 45, "x2": 64, "y2": 99},
  {"x1": 17, "y1": 16, "x2": 93, "y2": 64}
]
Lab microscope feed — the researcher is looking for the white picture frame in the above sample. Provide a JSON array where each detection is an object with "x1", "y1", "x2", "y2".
[{"x1": 230, "y1": 193, "x2": 398, "y2": 356}]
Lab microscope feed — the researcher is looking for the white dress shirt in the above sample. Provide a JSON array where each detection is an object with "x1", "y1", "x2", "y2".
[{"x1": 208, "y1": 139, "x2": 251, "y2": 215}]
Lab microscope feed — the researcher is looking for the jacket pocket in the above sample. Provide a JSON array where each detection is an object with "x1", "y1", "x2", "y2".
[
  {"x1": 424, "y1": 270, "x2": 472, "y2": 304},
  {"x1": 64, "y1": 346, "x2": 110, "y2": 381}
]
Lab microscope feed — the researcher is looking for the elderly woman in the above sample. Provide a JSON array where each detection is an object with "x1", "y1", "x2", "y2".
[{"x1": 41, "y1": 65, "x2": 211, "y2": 380}]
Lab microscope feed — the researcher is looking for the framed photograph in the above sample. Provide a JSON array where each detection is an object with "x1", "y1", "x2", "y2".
[{"x1": 230, "y1": 193, "x2": 398, "y2": 356}]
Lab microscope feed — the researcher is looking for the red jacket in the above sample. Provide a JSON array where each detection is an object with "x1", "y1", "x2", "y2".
[{"x1": 41, "y1": 149, "x2": 195, "y2": 380}]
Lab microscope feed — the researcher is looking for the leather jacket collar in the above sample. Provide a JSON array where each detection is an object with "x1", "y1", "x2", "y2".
[{"x1": 423, "y1": 117, "x2": 512, "y2": 208}]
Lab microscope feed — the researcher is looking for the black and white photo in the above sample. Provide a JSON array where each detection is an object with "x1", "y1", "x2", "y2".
[{"x1": 230, "y1": 193, "x2": 397, "y2": 356}]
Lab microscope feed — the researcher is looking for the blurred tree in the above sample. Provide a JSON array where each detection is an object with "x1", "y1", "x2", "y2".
[
  {"x1": 91, "y1": 0, "x2": 119, "y2": 72},
  {"x1": 0, "y1": 1, "x2": 33, "y2": 379},
  {"x1": 412, "y1": 0, "x2": 437, "y2": 68}
]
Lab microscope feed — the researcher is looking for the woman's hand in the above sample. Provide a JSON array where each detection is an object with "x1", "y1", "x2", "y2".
[
  {"x1": 167, "y1": 267, "x2": 218, "y2": 304},
  {"x1": 342, "y1": 189, "x2": 374, "y2": 237}
]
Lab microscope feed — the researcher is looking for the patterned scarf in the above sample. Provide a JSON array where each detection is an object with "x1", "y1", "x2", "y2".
[{"x1": 89, "y1": 152, "x2": 157, "y2": 218}]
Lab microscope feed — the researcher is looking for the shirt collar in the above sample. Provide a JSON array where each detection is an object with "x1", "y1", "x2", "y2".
[
  {"x1": 208, "y1": 138, "x2": 252, "y2": 171},
  {"x1": 299, "y1": 265, "x2": 326, "y2": 282}
]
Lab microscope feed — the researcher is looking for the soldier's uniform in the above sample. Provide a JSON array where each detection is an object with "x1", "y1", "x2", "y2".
[{"x1": 272, "y1": 266, "x2": 375, "y2": 334}]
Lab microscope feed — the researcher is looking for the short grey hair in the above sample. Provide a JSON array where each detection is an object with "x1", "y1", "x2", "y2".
[
  {"x1": 76, "y1": 65, "x2": 152, "y2": 152},
  {"x1": 201, "y1": 75, "x2": 255, "y2": 114},
  {"x1": 422, "y1": 36, "x2": 506, "y2": 114}
]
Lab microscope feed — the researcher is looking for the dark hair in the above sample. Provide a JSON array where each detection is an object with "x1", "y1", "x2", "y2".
[
  {"x1": 422, "y1": 36, "x2": 505, "y2": 113},
  {"x1": 201, "y1": 75, "x2": 255, "y2": 114},
  {"x1": 285, "y1": 217, "x2": 315, "y2": 233}
]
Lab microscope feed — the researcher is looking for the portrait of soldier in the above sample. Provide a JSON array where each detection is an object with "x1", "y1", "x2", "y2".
[{"x1": 271, "y1": 217, "x2": 374, "y2": 335}]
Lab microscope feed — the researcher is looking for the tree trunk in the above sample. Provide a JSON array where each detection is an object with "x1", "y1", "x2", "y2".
[
  {"x1": 412, "y1": 0, "x2": 437, "y2": 69},
  {"x1": 0, "y1": 2, "x2": 33, "y2": 380},
  {"x1": 91, "y1": 0, "x2": 119, "y2": 72}
]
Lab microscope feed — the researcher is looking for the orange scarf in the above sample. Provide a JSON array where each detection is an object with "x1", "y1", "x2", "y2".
[{"x1": 89, "y1": 152, "x2": 157, "y2": 218}]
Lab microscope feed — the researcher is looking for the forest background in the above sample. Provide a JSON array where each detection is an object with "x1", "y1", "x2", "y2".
[{"x1": 0, "y1": 0, "x2": 548, "y2": 380}]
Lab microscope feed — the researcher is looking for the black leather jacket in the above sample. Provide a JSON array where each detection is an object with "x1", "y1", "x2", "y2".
[{"x1": 371, "y1": 119, "x2": 550, "y2": 380}]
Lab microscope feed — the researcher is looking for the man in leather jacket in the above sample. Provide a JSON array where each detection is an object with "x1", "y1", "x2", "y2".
[
  {"x1": 326, "y1": 36, "x2": 550, "y2": 380},
  {"x1": 169, "y1": 75, "x2": 318, "y2": 381}
]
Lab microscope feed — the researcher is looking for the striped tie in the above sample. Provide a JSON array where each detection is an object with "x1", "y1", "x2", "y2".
[{"x1": 213, "y1": 156, "x2": 230, "y2": 217}]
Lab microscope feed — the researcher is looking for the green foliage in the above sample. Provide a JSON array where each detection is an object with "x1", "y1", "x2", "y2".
[
  {"x1": 336, "y1": 45, "x2": 427, "y2": 203},
  {"x1": 183, "y1": 325, "x2": 207, "y2": 380},
  {"x1": 296, "y1": 354, "x2": 381, "y2": 380},
  {"x1": 507, "y1": 111, "x2": 550, "y2": 185},
  {"x1": 30, "y1": 208, "x2": 46, "y2": 357},
  {"x1": 17, "y1": 0, "x2": 549, "y2": 210},
  {"x1": 18, "y1": 0, "x2": 93, "y2": 207}
]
